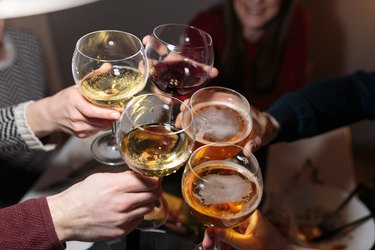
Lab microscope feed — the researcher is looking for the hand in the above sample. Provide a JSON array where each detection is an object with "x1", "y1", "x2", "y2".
[
  {"x1": 47, "y1": 171, "x2": 161, "y2": 242},
  {"x1": 26, "y1": 85, "x2": 121, "y2": 138},
  {"x1": 201, "y1": 210, "x2": 290, "y2": 250},
  {"x1": 244, "y1": 106, "x2": 280, "y2": 153}
]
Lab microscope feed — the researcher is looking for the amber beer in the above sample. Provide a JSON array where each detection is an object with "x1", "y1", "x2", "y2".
[
  {"x1": 181, "y1": 160, "x2": 261, "y2": 228},
  {"x1": 187, "y1": 100, "x2": 252, "y2": 155}
]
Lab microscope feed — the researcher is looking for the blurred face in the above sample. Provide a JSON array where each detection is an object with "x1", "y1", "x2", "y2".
[{"x1": 233, "y1": 0, "x2": 281, "y2": 31}]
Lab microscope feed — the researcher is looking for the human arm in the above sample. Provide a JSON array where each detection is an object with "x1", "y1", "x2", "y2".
[
  {"x1": 0, "y1": 197, "x2": 65, "y2": 250},
  {"x1": 48, "y1": 171, "x2": 160, "y2": 242},
  {"x1": 0, "y1": 84, "x2": 120, "y2": 199},
  {"x1": 0, "y1": 171, "x2": 160, "y2": 249},
  {"x1": 26, "y1": 85, "x2": 120, "y2": 139},
  {"x1": 0, "y1": 85, "x2": 120, "y2": 153},
  {"x1": 246, "y1": 71, "x2": 375, "y2": 151},
  {"x1": 269, "y1": 71, "x2": 375, "y2": 141}
]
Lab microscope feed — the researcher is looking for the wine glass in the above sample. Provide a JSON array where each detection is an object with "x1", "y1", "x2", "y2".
[
  {"x1": 72, "y1": 30, "x2": 148, "y2": 165},
  {"x1": 145, "y1": 23, "x2": 214, "y2": 100},
  {"x1": 116, "y1": 92, "x2": 195, "y2": 229},
  {"x1": 182, "y1": 86, "x2": 253, "y2": 152},
  {"x1": 181, "y1": 143, "x2": 263, "y2": 249}
]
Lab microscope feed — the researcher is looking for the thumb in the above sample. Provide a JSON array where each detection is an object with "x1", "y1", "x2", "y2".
[
  {"x1": 244, "y1": 136, "x2": 262, "y2": 153},
  {"x1": 143, "y1": 35, "x2": 150, "y2": 45}
]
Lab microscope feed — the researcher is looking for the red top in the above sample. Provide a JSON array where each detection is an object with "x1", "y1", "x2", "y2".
[
  {"x1": 190, "y1": 5, "x2": 310, "y2": 110},
  {"x1": 0, "y1": 197, "x2": 65, "y2": 249}
]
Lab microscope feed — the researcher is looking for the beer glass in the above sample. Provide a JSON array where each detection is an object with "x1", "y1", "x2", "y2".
[
  {"x1": 182, "y1": 143, "x2": 263, "y2": 249},
  {"x1": 182, "y1": 86, "x2": 253, "y2": 153}
]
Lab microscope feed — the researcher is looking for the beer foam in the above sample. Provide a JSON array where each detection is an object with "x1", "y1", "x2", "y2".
[
  {"x1": 196, "y1": 105, "x2": 241, "y2": 140},
  {"x1": 198, "y1": 174, "x2": 252, "y2": 204}
]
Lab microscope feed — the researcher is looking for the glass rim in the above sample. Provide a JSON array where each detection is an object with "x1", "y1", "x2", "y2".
[
  {"x1": 187, "y1": 142, "x2": 261, "y2": 181},
  {"x1": 189, "y1": 85, "x2": 252, "y2": 124},
  {"x1": 75, "y1": 30, "x2": 144, "y2": 62},
  {"x1": 124, "y1": 92, "x2": 195, "y2": 136},
  {"x1": 152, "y1": 23, "x2": 213, "y2": 50}
]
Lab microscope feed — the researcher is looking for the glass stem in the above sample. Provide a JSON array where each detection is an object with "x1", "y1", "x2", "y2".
[
  {"x1": 112, "y1": 120, "x2": 119, "y2": 136},
  {"x1": 106, "y1": 121, "x2": 119, "y2": 151}
]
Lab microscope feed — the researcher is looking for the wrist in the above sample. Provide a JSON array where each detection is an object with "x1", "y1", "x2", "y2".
[
  {"x1": 47, "y1": 193, "x2": 72, "y2": 242},
  {"x1": 26, "y1": 97, "x2": 55, "y2": 138},
  {"x1": 267, "y1": 112, "x2": 280, "y2": 135}
]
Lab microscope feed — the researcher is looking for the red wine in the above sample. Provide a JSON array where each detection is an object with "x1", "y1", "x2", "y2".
[{"x1": 150, "y1": 60, "x2": 209, "y2": 98}]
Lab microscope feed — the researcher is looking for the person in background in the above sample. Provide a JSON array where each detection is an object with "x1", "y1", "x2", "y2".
[
  {"x1": 190, "y1": 0, "x2": 310, "y2": 111},
  {"x1": 202, "y1": 70, "x2": 375, "y2": 249}
]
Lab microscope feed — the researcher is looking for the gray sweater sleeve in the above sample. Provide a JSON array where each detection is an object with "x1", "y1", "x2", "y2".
[
  {"x1": 14, "y1": 101, "x2": 55, "y2": 151},
  {"x1": 0, "y1": 102, "x2": 55, "y2": 154}
]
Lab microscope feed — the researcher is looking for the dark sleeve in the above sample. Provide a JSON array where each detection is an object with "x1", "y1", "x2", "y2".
[
  {"x1": 267, "y1": 71, "x2": 375, "y2": 141},
  {"x1": 0, "y1": 197, "x2": 65, "y2": 250}
]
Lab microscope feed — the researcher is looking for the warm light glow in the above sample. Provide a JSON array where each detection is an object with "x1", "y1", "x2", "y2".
[{"x1": 0, "y1": 0, "x2": 99, "y2": 19}]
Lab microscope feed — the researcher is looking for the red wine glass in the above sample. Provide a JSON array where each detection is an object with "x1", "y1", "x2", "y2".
[{"x1": 145, "y1": 23, "x2": 214, "y2": 100}]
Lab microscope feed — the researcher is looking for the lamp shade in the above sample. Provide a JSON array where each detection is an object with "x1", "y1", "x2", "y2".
[{"x1": 0, "y1": 0, "x2": 99, "y2": 19}]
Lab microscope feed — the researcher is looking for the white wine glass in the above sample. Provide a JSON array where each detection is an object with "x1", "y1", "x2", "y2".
[
  {"x1": 72, "y1": 30, "x2": 148, "y2": 165},
  {"x1": 145, "y1": 23, "x2": 214, "y2": 100},
  {"x1": 116, "y1": 92, "x2": 195, "y2": 229},
  {"x1": 181, "y1": 143, "x2": 263, "y2": 249}
]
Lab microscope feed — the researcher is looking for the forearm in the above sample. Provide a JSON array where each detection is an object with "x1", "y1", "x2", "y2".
[
  {"x1": 268, "y1": 71, "x2": 375, "y2": 142},
  {"x1": 0, "y1": 198, "x2": 64, "y2": 249},
  {"x1": 19, "y1": 101, "x2": 56, "y2": 149},
  {"x1": 26, "y1": 96, "x2": 57, "y2": 138},
  {"x1": 47, "y1": 192, "x2": 72, "y2": 242}
]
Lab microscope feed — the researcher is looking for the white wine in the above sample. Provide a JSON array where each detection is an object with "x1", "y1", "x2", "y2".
[
  {"x1": 119, "y1": 123, "x2": 194, "y2": 177},
  {"x1": 182, "y1": 160, "x2": 261, "y2": 228},
  {"x1": 187, "y1": 101, "x2": 252, "y2": 152},
  {"x1": 80, "y1": 66, "x2": 145, "y2": 110}
]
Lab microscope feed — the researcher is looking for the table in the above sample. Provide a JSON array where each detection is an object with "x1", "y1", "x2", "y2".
[
  {"x1": 262, "y1": 127, "x2": 361, "y2": 247},
  {"x1": 263, "y1": 126, "x2": 356, "y2": 204}
]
